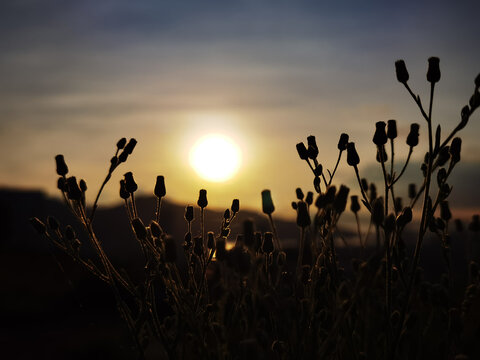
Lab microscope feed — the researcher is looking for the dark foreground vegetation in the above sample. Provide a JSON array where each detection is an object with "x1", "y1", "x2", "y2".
[{"x1": 30, "y1": 58, "x2": 480, "y2": 359}]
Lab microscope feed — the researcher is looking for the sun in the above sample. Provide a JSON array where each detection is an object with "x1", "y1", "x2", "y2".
[{"x1": 189, "y1": 134, "x2": 242, "y2": 182}]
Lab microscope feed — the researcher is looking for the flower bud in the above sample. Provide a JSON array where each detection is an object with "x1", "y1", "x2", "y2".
[
  {"x1": 440, "y1": 201, "x2": 452, "y2": 222},
  {"x1": 79, "y1": 179, "x2": 87, "y2": 192},
  {"x1": 119, "y1": 180, "x2": 130, "y2": 199},
  {"x1": 307, "y1": 135, "x2": 318, "y2": 159},
  {"x1": 313, "y1": 176, "x2": 321, "y2": 193},
  {"x1": 450, "y1": 137, "x2": 461, "y2": 163},
  {"x1": 30, "y1": 217, "x2": 46, "y2": 235},
  {"x1": 296, "y1": 201, "x2": 311, "y2": 228},
  {"x1": 224, "y1": 209, "x2": 230, "y2": 220},
  {"x1": 66, "y1": 176, "x2": 82, "y2": 201},
  {"x1": 124, "y1": 138, "x2": 137, "y2": 154},
  {"x1": 305, "y1": 191, "x2": 314, "y2": 206},
  {"x1": 261, "y1": 189, "x2": 275, "y2": 215},
  {"x1": 131, "y1": 218, "x2": 147, "y2": 239},
  {"x1": 57, "y1": 177, "x2": 66, "y2": 191},
  {"x1": 395, "y1": 60, "x2": 409, "y2": 84},
  {"x1": 346, "y1": 142, "x2": 360, "y2": 166},
  {"x1": 262, "y1": 232, "x2": 274, "y2": 254},
  {"x1": 437, "y1": 146, "x2": 450, "y2": 166},
  {"x1": 406, "y1": 123, "x2": 420, "y2": 147},
  {"x1": 116, "y1": 138, "x2": 127, "y2": 149},
  {"x1": 408, "y1": 183, "x2": 416, "y2": 199},
  {"x1": 154, "y1": 175, "x2": 166, "y2": 198},
  {"x1": 231, "y1": 199, "x2": 240, "y2": 214},
  {"x1": 124, "y1": 172, "x2": 137, "y2": 193},
  {"x1": 350, "y1": 195, "x2": 360, "y2": 214},
  {"x1": 373, "y1": 121, "x2": 388, "y2": 146},
  {"x1": 338, "y1": 133, "x2": 349, "y2": 151},
  {"x1": 197, "y1": 189, "x2": 208, "y2": 208},
  {"x1": 291, "y1": 201, "x2": 298, "y2": 210},
  {"x1": 164, "y1": 236, "x2": 177, "y2": 262},
  {"x1": 207, "y1": 232, "x2": 215, "y2": 250},
  {"x1": 314, "y1": 164, "x2": 323, "y2": 177},
  {"x1": 333, "y1": 185, "x2": 350, "y2": 214},
  {"x1": 150, "y1": 221, "x2": 162, "y2": 238},
  {"x1": 55, "y1": 155, "x2": 69, "y2": 176},
  {"x1": 387, "y1": 120, "x2": 397, "y2": 140},
  {"x1": 296, "y1": 187, "x2": 304, "y2": 200},
  {"x1": 426, "y1": 57, "x2": 440, "y2": 84},
  {"x1": 296, "y1": 142, "x2": 309, "y2": 160},
  {"x1": 185, "y1": 205, "x2": 194, "y2": 222},
  {"x1": 376, "y1": 145, "x2": 388, "y2": 163}
]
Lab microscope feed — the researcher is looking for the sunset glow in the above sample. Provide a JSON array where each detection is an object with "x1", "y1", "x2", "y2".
[{"x1": 189, "y1": 134, "x2": 242, "y2": 182}]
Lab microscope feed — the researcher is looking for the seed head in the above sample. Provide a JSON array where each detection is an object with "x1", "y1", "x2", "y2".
[
  {"x1": 291, "y1": 201, "x2": 298, "y2": 210},
  {"x1": 426, "y1": 57, "x2": 441, "y2": 84},
  {"x1": 124, "y1": 138, "x2": 137, "y2": 155},
  {"x1": 454, "y1": 219, "x2": 464, "y2": 232},
  {"x1": 350, "y1": 195, "x2": 360, "y2": 214},
  {"x1": 373, "y1": 121, "x2": 388, "y2": 146},
  {"x1": 197, "y1": 189, "x2": 208, "y2": 208},
  {"x1": 154, "y1": 176, "x2": 166, "y2": 198},
  {"x1": 296, "y1": 187, "x2": 304, "y2": 200},
  {"x1": 395, "y1": 60, "x2": 409, "y2": 84},
  {"x1": 346, "y1": 142, "x2": 360, "y2": 166},
  {"x1": 296, "y1": 142, "x2": 309, "y2": 160},
  {"x1": 369, "y1": 183, "x2": 377, "y2": 201},
  {"x1": 305, "y1": 191, "x2": 314, "y2": 206},
  {"x1": 406, "y1": 123, "x2": 420, "y2": 147},
  {"x1": 307, "y1": 135, "x2": 318, "y2": 159},
  {"x1": 261, "y1": 189, "x2": 275, "y2": 215},
  {"x1": 57, "y1": 177, "x2": 66, "y2": 191},
  {"x1": 184, "y1": 205, "x2": 194, "y2": 222},
  {"x1": 119, "y1": 180, "x2": 130, "y2": 199},
  {"x1": 387, "y1": 119, "x2": 397, "y2": 140},
  {"x1": 66, "y1": 176, "x2": 82, "y2": 201},
  {"x1": 223, "y1": 209, "x2": 230, "y2": 220},
  {"x1": 338, "y1": 133, "x2": 349, "y2": 151},
  {"x1": 55, "y1": 155, "x2": 69, "y2": 176},
  {"x1": 314, "y1": 164, "x2": 323, "y2": 177},
  {"x1": 79, "y1": 179, "x2": 87, "y2": 192}
]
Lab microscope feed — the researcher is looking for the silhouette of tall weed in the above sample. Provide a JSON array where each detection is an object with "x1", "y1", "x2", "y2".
[{"x1": 31, "y1": 58, "x2": 480, "y2": 360}]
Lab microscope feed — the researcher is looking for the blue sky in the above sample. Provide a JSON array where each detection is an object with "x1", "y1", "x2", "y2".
[{"x1": 0, "y1": 0, "x2": 479, "y2": 218}]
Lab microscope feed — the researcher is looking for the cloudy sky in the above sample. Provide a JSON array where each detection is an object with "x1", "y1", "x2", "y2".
[{"x1": 1, "y1": 0, "x2": 479, "y2": 218}]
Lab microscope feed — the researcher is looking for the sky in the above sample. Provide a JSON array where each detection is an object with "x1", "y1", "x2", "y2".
[{"x1": 0, "y1": 0, "x2": 479, "y2": 219}]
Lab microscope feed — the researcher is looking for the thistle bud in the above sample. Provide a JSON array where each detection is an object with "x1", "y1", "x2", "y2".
[
  {"x1": 376, "y1": 146, "x2": 388, "y2": 163},
  {"x1": 450, "y1": 137, "x2": 462, "y2": 163},
  {"x1": 164, "y1": 236, "x2": 177, "y2": 263},
  {"x1": 262, "y1": 232, "x2": 274, "y2": 254},
  {"x1": 372, "y1": 198, "x2": 384, "y2": 226},
  {"x1": 154, "y1": 176, "x2": 166, "y2": 198},
  {"x1": 261, "y1": 189, "x2": 275, "y2": 215},
  {"x1": 223, "y1": 209, "x2": 230, "y2": 220},
  {"x1": 291, "y1": 201, "x2": 298, "y2": 210},
  {"x1": 440, "y1": 201, "x2": 452, "y2": 222},
  {"x1": 333, "y1": 185, "x2": 350, "y2": 214},
  {"x1": 30, "y1": 217, "x2": 46, "y2": 235},
  {"x1": 437, "y1": 146, "x2": 450, "y2": 166},
  {"x1": 395, "y1": 60, "x2": 409, "y2": 84},
  {"x1": 185, "y1": 205, "x2": 194, "y2": 222},
  {"x1": 55, "y1": 155, "x2": 69, "y2": 176},
  {"x1": 313, "y1": 176, "x2": 321, "y2": 193},
  {"x1": 119, "y1": 180, "x2": 130, "y2": 199},
  {"x1": 408, "y1": 183, "x2": 416, "y2": 199},
  {"x1": 346, "y1": 142, "x2": 360, "y2": 166},
  {"x1": 305, "y1": 191, "x2": 314, "y2": 206},
  {"x1": 387, "y1": 120, "x2": 397, "y2": 140},
  {"x1": 197, "y1": 189, "x2": 208, "y2": 208},
  {"x1": 307, "y1": 135, "x2": 318, "y2": 159},
  {"x1": 124, "y1": 138, "x2": 137, "y2": 155},
  {"x1": 373, "y1": 121, "x2": 388, "y2": 146},
  {"x1": 116, "y1": 138, "x2": 127, "y2": 149},
  {"x1": 150, "y1": 221, "x2": 162, "y2": 238},
  {"x1": 338, "y1": 133, "x2": 349, "y2": 151},
  {"x1": 231, "y1": 199, "x2": 240, "y2": 214},
  {"x1": 131, "y1": 218, "x2": 147, "y2": 239},
  {"x1": 57, "y1": 177, "x2": 66, "y2": 191},
  {"x1": 296, "y1": 188, "x2": 304, "y2": 200},
  {"x1": 296, "y1": 142, "x2": 309, "y2": 160},
  {"x1": 66, "y1": 176, "x2": 82, "y2": 201},
  {"x1": 426, "y1": 57, "x2": 440, "y2": 84},
  {"x1": 78, "y1": 179, "x2": 87, "y2": 192},
  {"x1": 406, "y1": 123, "x2": 420, "y2": 147},
  {"x1": 314, "y1": 164, "x2": 323, "y2": 177},
  {"x1": 47, "y1": 216, "x2": 59, "y2": 231},
  {"x1": 65, "y1": 225, "x2": 76, "y2": 241},
  {"x1": 296, "y1": 201, "x2": 311, "y2": 228},
  {"x1": 118, "y1": 150, "x2": 128, "y2": 163},
  {"x1": 124, "y1": 172, "x2": 137, "y2": 193},
  {"x1": 207, "y1": 232, "x2": 215, "y2": 250},
  {"x1": 350, "y1": 195, "x2": 361, "y2": 213}
]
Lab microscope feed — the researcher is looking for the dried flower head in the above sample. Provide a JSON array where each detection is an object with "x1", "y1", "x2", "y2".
[
  {"x1": 350, "y1": 195, "x2": 360, "y2": 213},
  {"x1": 55, "y1": 155, "x2": 69, "y2": 176},
  {"x1": 296, "y1": 142, "x2": 309, "y2": 160},
  {"x1": 296, "y1": 187, "x2": 304, "y2": 201},
  {"x1": 261, "y1": 189, "x2": 275, "y2": 215},
  {"x1": 373, "y1": 121, "x2": 388, "y2": 146},
  {"x1": 395, "y1": 59, "x2": 409, "y2": 84},
  {"x1": 406, "y1": 123, "x2": 420, "y2": 147},
  {"x1": 338, "y1": 133, "x2": 349, "y2": 151},
  {"x1": 116, "y1": 138, "x2": 127, "y2": 149},
  {"x1": 296, "y1": 201, "x2": 310, "y2": 228},
  {"x1": 185, "y1": 205, "x2": 194, "y2": 222},
  {"x1": 346, "y1": 142, "x2": 360, "y2": 166},
  {"x1": 427, "y1": 57, "x2": 441, "y2": 84},
  {"x1": 197, "y1": 189, "x2": 208, "y2": 208},
  {"x1": 119, "y1": 180, "x2": 130, "y2": 199},
  {"x1": 387, "y1": 119, "x2": 397, "y2": 140},
  {"x1": 124, "y1": 172, "x2": 138, "y2": 193},
  {"x1": 154, "y1": 176, "x2": 166, "y2": 198},
  {"x1": 231, "y1": 199, "x2": 240, "y2": 214}
]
